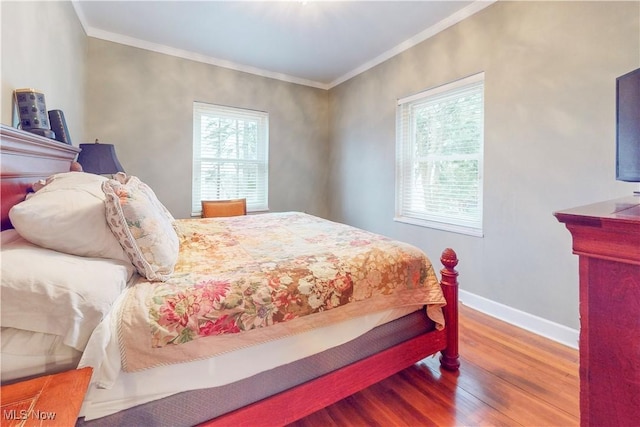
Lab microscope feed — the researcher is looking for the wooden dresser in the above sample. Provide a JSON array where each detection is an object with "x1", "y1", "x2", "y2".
[{"x1": 555, "y1": 195, "x2": 640, "y2": 427}]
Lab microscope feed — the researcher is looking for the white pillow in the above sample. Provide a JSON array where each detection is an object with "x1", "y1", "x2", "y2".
[
  {"x1": 102, "y1": 176, "x2": 179, "y2": 281},
  {"x1": 0, "y1": 327, "x2": 83, "y2": 383},
  {"x1": 8, "y1": 172, "x2": 130, "y2": 264},
  {"x1": 0, "y1": 231, "x2": 134, "y2": 351}
]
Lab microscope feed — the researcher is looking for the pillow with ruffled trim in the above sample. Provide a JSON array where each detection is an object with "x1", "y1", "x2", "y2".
[{"x1": 102, "y1": 176, "x2": 179, "y2": 281}]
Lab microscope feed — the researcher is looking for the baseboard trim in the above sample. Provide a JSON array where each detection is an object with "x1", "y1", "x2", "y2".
[{"x1": 459, "y1": 290, "x2": 579, "y2": 349}]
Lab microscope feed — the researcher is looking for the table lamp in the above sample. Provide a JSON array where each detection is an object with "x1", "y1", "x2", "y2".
[{"x1": 77, "y1": 140, "x2": 125, "y2": 175}]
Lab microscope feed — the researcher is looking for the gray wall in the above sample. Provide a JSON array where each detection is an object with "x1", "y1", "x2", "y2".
[
  {"x1": 2, "y1": 1, "x2": 638, "y2": 332},
  {"x1": 1, "y1": 1, "x2": 86, "y2": 141},
  {"x1": 85, "y1": 39, "x2": 329, "y2": 219},
  {"x1": 328, "y1": 1, "x2": 640, "y2": 329}
]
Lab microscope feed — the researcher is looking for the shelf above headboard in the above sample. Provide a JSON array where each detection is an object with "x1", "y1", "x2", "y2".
[{"x1": 1, "y1": 124, "x2": 80, "y2": 230}]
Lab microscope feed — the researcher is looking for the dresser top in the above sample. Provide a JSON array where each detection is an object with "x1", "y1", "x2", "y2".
[{"x1": 554, "y1": 195, "x2": 640, "y2": 228}]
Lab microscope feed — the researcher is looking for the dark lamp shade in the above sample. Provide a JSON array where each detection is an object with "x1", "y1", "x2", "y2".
[{"x1": 77, "y1": 143, "x2": 125, "y2": 174}]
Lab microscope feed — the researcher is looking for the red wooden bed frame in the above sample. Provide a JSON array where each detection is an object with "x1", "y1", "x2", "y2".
[{"x1": 0, "y1": 124, "x2": 459, "y2": 426}]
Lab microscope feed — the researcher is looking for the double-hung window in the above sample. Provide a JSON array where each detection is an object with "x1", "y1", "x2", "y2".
[
  {"x1": 192, "y1": 102, "x2": 269, "y2": 215},
  {"x1": 395, "y1": 72, "x2": 484, "y2": 236}
]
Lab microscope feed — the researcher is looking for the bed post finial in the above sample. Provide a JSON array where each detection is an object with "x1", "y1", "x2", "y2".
[
  {"x1": 441, "y1": 247, "x2": 459, "y2": 270},
  {"x1": 440, "y1": 248, "x2": 460, "y2": 371}
]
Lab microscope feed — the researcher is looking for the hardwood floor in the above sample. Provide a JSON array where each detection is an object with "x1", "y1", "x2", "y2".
[{"x1": 290, "y1": 304, "x2": 579, "y2": 426}]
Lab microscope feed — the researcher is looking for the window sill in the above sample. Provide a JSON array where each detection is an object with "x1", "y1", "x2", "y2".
[{"x1": 393, "y1": 216, "x2": 483, "y2": 237}]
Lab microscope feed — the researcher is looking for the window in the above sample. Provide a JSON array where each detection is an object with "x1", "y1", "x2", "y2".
[
  {"x1": 192, "y1": 102, "x2": 269, "y2": 215},
  {"x1": 395, "y1": 73, "x2": 484, "y2": 236}
]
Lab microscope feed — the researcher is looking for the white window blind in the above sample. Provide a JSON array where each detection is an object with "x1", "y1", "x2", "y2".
[
  {"x1": 395, "y1": 73, "x2": 484, "y2": 236},
  {"x1": 192, "y1": 102, "x2": 269, "y2": 215}
]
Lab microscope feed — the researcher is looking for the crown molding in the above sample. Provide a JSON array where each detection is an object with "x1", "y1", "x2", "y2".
[
  {"x1": 88, "y1": 27, "x2": 330, "y2": 90},
  {"x1": 328, "y1": 0, "x2": 496, "y2": 88},
  {"x1": 71, "y1": 0, "x2": 495, "y2": 91}
]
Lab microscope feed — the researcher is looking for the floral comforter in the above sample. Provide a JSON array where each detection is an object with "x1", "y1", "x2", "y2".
[{"x1": 118, "y1": 212, "x2": 446, "y2": 372}]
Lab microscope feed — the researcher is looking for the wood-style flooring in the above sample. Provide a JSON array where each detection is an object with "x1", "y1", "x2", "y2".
[{"x1": 290, "y1": 304, "x2": 579, "y2": 426}]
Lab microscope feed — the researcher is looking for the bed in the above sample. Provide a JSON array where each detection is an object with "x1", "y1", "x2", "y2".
[{"x1": 0, "y1": 124, "x2": 459, "y2": 426}]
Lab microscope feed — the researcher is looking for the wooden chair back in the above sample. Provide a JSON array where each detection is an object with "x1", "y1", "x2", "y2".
[{"x1": 201, "y1": 199, "x2": 247, "y2": 218}]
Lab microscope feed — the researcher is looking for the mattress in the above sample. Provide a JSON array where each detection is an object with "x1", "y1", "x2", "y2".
[
  {"x1": 76, "y1": 212, "x2": 445, "y2": 421},
  {"x1": 77, "y1": 307, "x2": 436, "y2": 426},
  {"x1": 114, "y1": 214, "x2": 445, "y2": 373}
]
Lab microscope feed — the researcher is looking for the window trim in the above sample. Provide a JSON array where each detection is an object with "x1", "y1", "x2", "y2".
[
  {"x1": 394, "y1": 72, "x2": 484, "y2": 237},
  {"x1": 192, "y1": 102, "x2": 269, "y2": 216}
]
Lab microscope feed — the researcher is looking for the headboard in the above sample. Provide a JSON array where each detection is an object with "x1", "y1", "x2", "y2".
[{"x1": 0, "y1": 124, "x2": 79, "y2": 230}]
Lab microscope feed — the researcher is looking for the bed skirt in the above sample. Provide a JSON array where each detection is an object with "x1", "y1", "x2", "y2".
[{"x1": 76, "y1": 308, "x2": 435, "y2": 427}]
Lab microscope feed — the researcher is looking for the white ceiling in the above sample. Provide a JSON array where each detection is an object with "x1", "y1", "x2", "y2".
[{"x1": 72, "y1": 1, "x2": 493, "y2": 89}]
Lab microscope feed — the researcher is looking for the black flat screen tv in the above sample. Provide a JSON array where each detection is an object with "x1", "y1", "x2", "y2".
[{"x1": 616, "y1": 67, "x2": 640, "y2": 183}]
